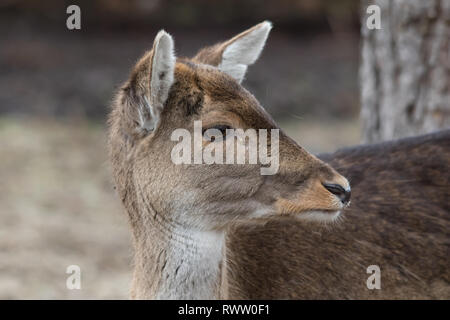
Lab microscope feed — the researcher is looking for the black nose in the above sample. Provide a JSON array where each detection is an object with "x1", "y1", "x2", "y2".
[{"x1": 322, "y1": 183, "x2": 351, "y2": 204}]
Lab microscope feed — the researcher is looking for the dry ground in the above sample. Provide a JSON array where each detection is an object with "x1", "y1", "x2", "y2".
[
  {"x1": 0, "y1": 117, "x2": 130, "y2": 299},
  {"x1": 0, "y1": 116, "x2": 359, "y2": 299}
]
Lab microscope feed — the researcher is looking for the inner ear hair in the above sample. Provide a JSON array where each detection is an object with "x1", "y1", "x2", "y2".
[
  {"x1": 192, "y1": 21, "x2": 272, "y2": 83},
  {"x1": 126, "y1": 30, "x2": 176, "y2": 133}
]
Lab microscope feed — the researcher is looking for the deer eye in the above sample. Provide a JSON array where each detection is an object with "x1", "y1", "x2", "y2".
[{"x1": 202, "y1": 125, "x2": 232, "y2": 142}]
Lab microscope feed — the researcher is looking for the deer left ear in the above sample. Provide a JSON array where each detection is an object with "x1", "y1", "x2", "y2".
[
  {"x1": 126, "y1": 30, "x2": 176, "y2": 132},
  {"x1": 147, "y1": 30, "x2": 175, "y2": 128},
  {"x1": 193, "y1": 21, "x2": 272, "y2": 83}
]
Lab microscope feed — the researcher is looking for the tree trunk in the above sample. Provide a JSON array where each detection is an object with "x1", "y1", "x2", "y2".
[{"x1": 360, "y1": 0, "x2": 450, "y2": 143}]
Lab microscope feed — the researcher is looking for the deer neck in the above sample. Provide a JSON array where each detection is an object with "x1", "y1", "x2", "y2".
[{"x1": 130, "y1": 207, "x2": 226, "y2": 299}]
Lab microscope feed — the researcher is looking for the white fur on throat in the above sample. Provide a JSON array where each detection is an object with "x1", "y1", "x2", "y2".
[
  {"x1": 155, "y1": 228, "x2": 225, "y2": 300},
  {"x1": 218, "y1": 21, "x2": 272, "y2": 83}
]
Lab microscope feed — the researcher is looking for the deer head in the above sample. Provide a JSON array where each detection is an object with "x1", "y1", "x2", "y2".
[{"x1": 108, "y1": 21, "x2": 350, "y2": 234}]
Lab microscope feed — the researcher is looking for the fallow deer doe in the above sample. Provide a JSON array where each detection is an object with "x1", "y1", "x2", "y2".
[{"x1": 108, "y1": 22, "x2": 449, "y2": 299}]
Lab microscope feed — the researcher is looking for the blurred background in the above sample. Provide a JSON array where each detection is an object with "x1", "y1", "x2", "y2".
[{"x1": 0, "y1": 0, "x2": 362, "y2": 299}]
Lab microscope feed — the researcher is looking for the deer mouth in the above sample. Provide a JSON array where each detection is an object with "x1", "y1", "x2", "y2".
[
  {"x1": 273, "y1": 196, "x2": 347, "y2": 223},
  {"x1": 275, "y1": 196, "x2": 344, "y2": 214}
]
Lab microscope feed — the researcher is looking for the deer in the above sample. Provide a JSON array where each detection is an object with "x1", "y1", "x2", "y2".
[{"x1": 108, "y1": 21, "x2": 449, "y2": 299}]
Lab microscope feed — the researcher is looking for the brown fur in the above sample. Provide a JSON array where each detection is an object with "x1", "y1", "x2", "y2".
[{"x1": 225, "y1": 130, "x2": 450, "y2": 299}]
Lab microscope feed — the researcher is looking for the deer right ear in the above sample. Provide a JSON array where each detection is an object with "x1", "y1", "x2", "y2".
[
  {"x1": 127, "y1": 30, "x2": 175, "y2": 132},
  {"x1": 193, "y1": 21, "x2": 272, "y2": 83}
]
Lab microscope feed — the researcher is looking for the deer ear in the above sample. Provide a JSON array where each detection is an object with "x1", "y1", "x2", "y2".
[
  {"x1": 150, "y1": 31, "x2": 175, "y2": 109},
  {"x1": 128, "y1": 30, "x2": 175, "y2": 132},
  {"x1": 144, "y1": 30, "x2": 175, "y2": 131},
  {"x1": 193, "y1": 21, "x2": 272, "y2": 83}
]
